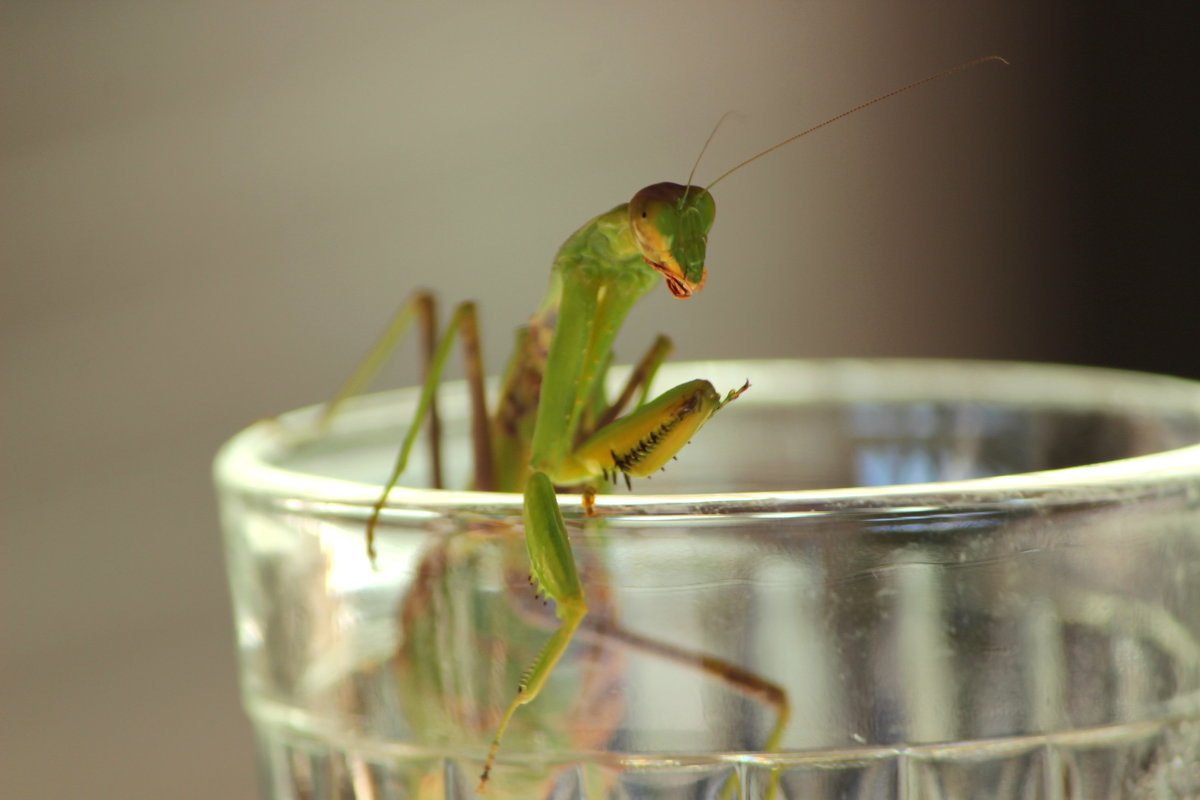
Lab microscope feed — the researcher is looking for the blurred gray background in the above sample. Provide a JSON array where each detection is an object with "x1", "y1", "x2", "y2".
[{"x1": 2, "y1": 2, "x2": 1192, "y2": 798}]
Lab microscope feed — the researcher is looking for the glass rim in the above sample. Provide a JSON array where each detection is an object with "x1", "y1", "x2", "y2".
[{"x1": 215, "y1": 358, "x2": 1200, "y2": 521}]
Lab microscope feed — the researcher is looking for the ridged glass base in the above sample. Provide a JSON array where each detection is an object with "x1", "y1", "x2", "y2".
[{"x1": 253, "y1": 715, "x2": 1200, "y2": 799}]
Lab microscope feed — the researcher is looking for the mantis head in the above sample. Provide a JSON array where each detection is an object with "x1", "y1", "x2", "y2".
[
  {"x1": 629, "y1": 182, "x2": 715, "y2": 299},
  {"x1": 627, "y1": 57, "x2": 1009, "y2": 303}
]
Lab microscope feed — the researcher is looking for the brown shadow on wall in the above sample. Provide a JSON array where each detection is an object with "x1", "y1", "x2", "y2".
[{"x1": 1064, "y1": 7, "x2": 1199, "y2": 380}]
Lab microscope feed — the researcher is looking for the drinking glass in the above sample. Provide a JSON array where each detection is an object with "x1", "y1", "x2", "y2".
[{"x1": 214, "y1": 359, "x2": 1200, "y2": 798}]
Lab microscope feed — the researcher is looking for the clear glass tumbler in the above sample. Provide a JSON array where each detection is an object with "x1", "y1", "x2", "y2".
[{"x1": 214, "y1": 359, "x2": 1200, "y2": 799}]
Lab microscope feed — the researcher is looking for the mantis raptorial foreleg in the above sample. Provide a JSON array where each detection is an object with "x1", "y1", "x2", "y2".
[
  {"x1": 475, "y1": 376, "x2": 749, "y2": 788},
  {"x1": 479, "y1": 471, "x2": 588, "y2": 788},
  {"x1": 554, "y1": 378, "x2": 750, "y2": 489}
]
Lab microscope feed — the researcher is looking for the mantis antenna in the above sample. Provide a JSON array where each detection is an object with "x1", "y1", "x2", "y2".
[
  {"x1": 682, "y1": 112, "x2": 737, "y2": 204},
  {"x1": 705, "y1": 55, "x2": 1010, "y2": 190}
]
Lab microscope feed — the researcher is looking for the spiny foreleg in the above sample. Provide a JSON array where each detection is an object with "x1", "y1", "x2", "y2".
[
  {"x1": 479, "y1": 471, "x2": 588, "y2": 791},
  {"x1": 562, "y1": 378, "x2": 749, "y2": 490}
]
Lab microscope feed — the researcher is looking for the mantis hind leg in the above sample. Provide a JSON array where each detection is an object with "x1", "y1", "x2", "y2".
[
  {"x1": 359, "y1": 300, "x2": 495, "y2": 564},
  {"x1": 588, "y1": 617, "x2": 787, "y2": 800},
  {"x1": 503, "y1": 554, "x2": 789, "y2": 789},
  {"x1": 316, "y1": 291, "x2": 444, "y2": 486}
]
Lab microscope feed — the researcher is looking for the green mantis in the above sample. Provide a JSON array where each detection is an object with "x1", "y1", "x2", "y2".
[{"x1": 318, "y1": 55, "x2": 1008, "y2": 793}]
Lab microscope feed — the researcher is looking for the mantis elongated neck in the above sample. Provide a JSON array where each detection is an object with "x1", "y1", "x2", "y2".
[{"x1": 527, "y1": 205, "x2": 659, "y2": 475}]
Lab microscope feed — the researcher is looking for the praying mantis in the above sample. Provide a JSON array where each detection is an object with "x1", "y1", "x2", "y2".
[{"x1": 317, "y1": 56, "x2": 1008, "y2": 793}]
